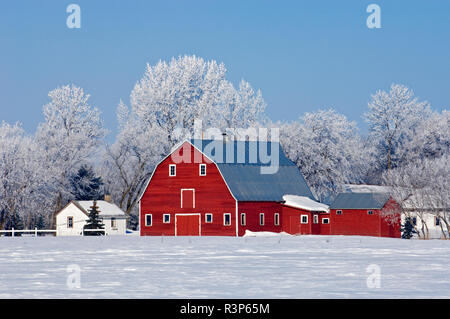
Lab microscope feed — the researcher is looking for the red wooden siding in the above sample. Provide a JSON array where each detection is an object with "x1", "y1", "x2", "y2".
[
  {"x1": 237, "y1": 201, "x2": 283, "y2": 236},
  {"x1": 140, "y1": 142, "x2": 237, "y2": 236},
  {"x1": 330, "y1": 198, "x2": 401, "y2": 238},
  {"x1": 281, "y1": 205, "x2": 330, "y2": 235}
]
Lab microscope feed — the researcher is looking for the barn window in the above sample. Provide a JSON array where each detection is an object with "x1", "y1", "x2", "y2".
[
  {"x1": 241, "y1": 213, "x2": 246, "y2": 226},
  {"x1": 313, "y1": 214, "x2": 319, "y2": 224},
  {"x1": 199, "y1": 164, "x2": 206, "y2": 176},
  {"x1": 259, "y1": 213, "x2": 265, "y2": 226},
  {"x1": 435, "y1": 217, "x2": 440, "y2": 226},
  {"x1": 301, "y1": 215, "x2": 308, "y2": 224},
  {"x1": 336, "y1": 210, "x2": 343, "y2": 215},
  {"x1": 205, "y1": 214, "x2": 213, "y2": 223},
  {"x1": 111, "y1": 218, "x2": 117, "y2": 228},
  {"x1": 163, "y1": 214, "x2": 170, "y2": 223},
  {"x1": 145, "y1": 214, "x2": 152, "y2": 226},
  {"x1": 367, "y1": 210, "x2": 374, "y2": 215},
  {"x1": 322, "y1": 218, "x2": 330, "y2": 224},
  {"x1": 223, "y1": 213, "x2": 231, "y2": 226},
  {"x1": 274, "y1": 213, "x2": 280, "y2": 226},
  {"x1": 169, "y1": 164, "x2": 176, "y2": 176},
  {"x1": 67, "y1": 216, "x2": 73, "y2": 228}
]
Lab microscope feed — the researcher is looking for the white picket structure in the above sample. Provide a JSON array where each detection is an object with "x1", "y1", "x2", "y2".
[{"x1": 0, "y1": 228, "x2": 105, "y2": 237}]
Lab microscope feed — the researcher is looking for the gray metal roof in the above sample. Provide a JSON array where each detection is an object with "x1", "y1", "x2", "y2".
[
  {"x1": 190, "y1": 139, "x2": 315, "y2": 201},
  {"x1": 330, "y1": 192, "x2": 391, "y2": 209}
]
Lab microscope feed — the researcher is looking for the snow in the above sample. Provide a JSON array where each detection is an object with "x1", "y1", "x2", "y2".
[
  {"x1": 0, "y1": 235, "x2": 449, "y2": 298},
  {"x1": 283, "y1": 195, "x2": 329, "y2": 212},
  {"x1": 77, "y1": 200, "x2": 126, "y2": 217}
]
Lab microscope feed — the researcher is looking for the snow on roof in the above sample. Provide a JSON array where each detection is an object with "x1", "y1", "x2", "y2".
[
  {"x1": 282, "y1": 195, "x2": 329, "y2": 213},
  {"x1": 76, "y1": 200, "x2": 126, "y2": 217},
  {"x1": 344, "y1": 184, "x2": 392, "y2": 193}
]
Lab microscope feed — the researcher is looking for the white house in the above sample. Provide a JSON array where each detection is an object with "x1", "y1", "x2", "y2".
[{"x1": 56, "y1": 199, "x2": 127, "y2": 236}]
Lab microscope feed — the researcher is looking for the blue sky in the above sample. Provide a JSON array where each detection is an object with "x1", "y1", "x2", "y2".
[{"x1": 1, "y1": 0, "x2": 449, "y2": 139}]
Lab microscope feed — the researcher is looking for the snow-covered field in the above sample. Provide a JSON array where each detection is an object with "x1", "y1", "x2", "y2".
[{"x1": 0, "y1": 234, "x2": 449, "y2": 298}]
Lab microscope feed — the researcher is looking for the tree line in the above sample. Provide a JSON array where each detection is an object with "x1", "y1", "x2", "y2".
[{"x1": 0, "y1": 55, "x2": 448, "y2": 234}]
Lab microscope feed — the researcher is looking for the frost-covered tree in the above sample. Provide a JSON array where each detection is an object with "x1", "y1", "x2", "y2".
[
  {"x1": 364, "y1": 84, "x2": 432, "y2": 172},
  {"x1": 280, "y1": 109, "x2": 365, "y2": 202},
  {"x1": 383, "y1": 155, "x2": 450, "y2": 239},
  {"x1": 103, "y1": 55, "x2": 266, "y2": 221},
  {"x1": 35, "y1": 85, "x2": 106, "y2": 227},
  {"x1": 0, "y1": 122, "x2": 41, "y2": 230}
]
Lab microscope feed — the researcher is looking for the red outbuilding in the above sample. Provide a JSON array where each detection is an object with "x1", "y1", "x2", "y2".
[
  {"x1": 329, "y1": 192, "x2": 401, "y2": 238},
  {"x1": 138, "y1": 139, "x2": 318, "y2": 236}
]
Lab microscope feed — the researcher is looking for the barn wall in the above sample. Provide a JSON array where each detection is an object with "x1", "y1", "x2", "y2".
[
  {"x1": 281, "y1": 205, "x2": 330, "y2": 235},
  {"x1": 237, "y1": 201, "x2": 283, "y2": 236},
  {"x1": 380, "y1": 198, "x2": 401, "y2": 238},
  {"x1": 330, "y1": 209, "x2": 382, "y2": 237},
  {"x1": 140, "y1": 142, "x2": 237, "y2": 236}
]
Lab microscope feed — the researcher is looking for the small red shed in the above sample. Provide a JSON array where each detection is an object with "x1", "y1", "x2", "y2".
[{"x1": 329, "y1": 192, "x2": 401, "y2": 238}]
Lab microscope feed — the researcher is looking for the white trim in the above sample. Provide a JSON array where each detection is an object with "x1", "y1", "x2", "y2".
[
  {"x1": 163, "y1": 214, "x2": 171, "y2": 223},
  {"x1": 175, "y1": 213, "x2": 201, "y2": 236},
  {"x1": 181, "y1": 188, "x2": 195, "y2": 208},
  {"x1": 274, "y1": 213, "x2": 280, "y2": 226},
  {"x1": 223, "y1": 213, "x2": 232, "y2": 226},
  {"x1": 169, "y1": 164, "x2": 176, "y2": 177},
  {"x1": 313, "y1": 214, "x2": 319, "y2": 224},
  {"x1": 301, "y1": 214, "x2": 308, "y2": 224},
  {"x1": 205, "y1": 213, "x2": 213, "y2": 223},
  {"x1": 199, "y1": 164, "x2": 206, "y2": 176},
  {"x1": 145, "y1": 214, "x2": 152, "y2": 226},
  {"x1": 322, "y1": 218, "x2": 330, "y2": 224},
  {"x1": 240, "y1": 213, "x2": 246, "y2": 226},
  {"x1": 259, "y1": 213, "x2": 265, "y2": 226}
]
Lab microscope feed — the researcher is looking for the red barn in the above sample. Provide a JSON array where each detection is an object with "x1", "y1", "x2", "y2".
[
  {"x1": 281, "y1": 195, "x2": 330, "y2": 235},
  {"x1": 138, "y1": 139, "x2": 317, "y2": 236},
  {"x1": 329, "y1": 192, "x2": 401, "y2": 238}
]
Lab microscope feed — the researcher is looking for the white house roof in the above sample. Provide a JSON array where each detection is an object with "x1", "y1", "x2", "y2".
[
  {"x1": 76, "y1": 200, "x2": 126, "y2": 217},
  {"x1": 283, "y1": 195, "x2": 329, "y2": 213}
]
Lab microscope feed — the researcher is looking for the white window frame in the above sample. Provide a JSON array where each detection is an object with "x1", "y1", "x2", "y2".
[
  {"x1": 241, "y1": 213, "x2": 246, "y2": 226},
  {"x1": 145, "y1": 214, "x2": 152, "y2": 226},
  {"x1": 223, "y1": 213, "x2": 231, "y2": 226},
  {"x1": 163, "y1": 214, "x2": 171, "y2": 224},
  {"x1": 169, "y1": 164, "x2": 176, "y2": 177},
  {"x1": 336, "y1": 210, "x2": 343, "y2": 215},
  {"x1": 274, "y1": 213, "x2": 280, "y2": 226},
  {"x1": 322, "y1": 218, "x2": 330, "y2": 224},
  {"x1": 301, "y1": 215, "x2": 308, "y2": 224},
  {"x1": 313, "y1": 214, "x2": 319, "y2": 224},
  {"x1": 259, "y1": 213, "x2": 265, "y2": 226},
  {"x1": 367, "y1": 210, "x2": 374, "y2": 215},
  {"x1": 180, "y1": 188, "x2": 195, "y2": 208},
  {"x1": 205, "y1": 213, "x2": 213, "y2": 223},
  {"x1": 67, "y1": 216, "x2": 73, "y2": 228},
  {"x1": 199, "y1": 164, "x2": 207, "y2": 176}
]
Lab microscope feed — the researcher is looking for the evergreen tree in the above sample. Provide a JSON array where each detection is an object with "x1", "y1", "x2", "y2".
[
  {"x1": 70, "y1": 165, "x2": 104, "y2": 200},
  {"x1": 401, "y1": 217, "x2": 417, "y2": 239},
  {"x1": 83, "y1": 201, "x2": 105, "y2": 236},
  {"x1": 4, "y1": 213, "x2": 24, "y2": 236}
]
